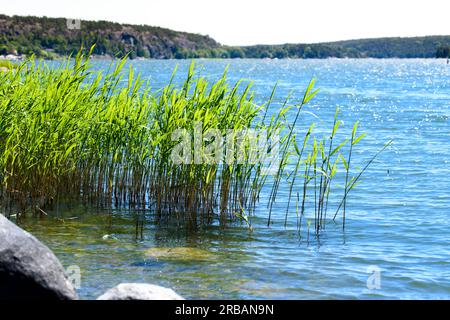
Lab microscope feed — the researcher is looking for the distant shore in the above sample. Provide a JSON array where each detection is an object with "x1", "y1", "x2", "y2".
[
  {"x1": 1, "y1": 14, "x2": 450, "y2": 60},
  {"x1": 2, "y1": 53, "x2": 450, "y2": 62}
]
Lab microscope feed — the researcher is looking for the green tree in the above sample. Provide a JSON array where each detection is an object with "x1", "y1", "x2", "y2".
[{"x1": 436, "y1": 46, "x2": 450, "y2": 58}]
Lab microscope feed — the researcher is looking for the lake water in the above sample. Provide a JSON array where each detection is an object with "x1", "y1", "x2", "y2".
[{"x1": 20, "y1": 59, "x2": 450, "y2": 299}]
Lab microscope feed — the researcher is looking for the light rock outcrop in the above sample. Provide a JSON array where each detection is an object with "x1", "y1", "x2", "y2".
[{"x1": 97, "y1": 283, "x2": 184, "y2": 300}]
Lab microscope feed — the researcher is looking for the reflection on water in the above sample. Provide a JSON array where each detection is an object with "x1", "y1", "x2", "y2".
[{"x1": 17, "y1": 58, "x2": 450, "y2": 299}]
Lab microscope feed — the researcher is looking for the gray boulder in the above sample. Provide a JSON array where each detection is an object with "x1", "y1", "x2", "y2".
[
  {"x1": 97, "y1": 283, "x2": 184, "y2": 300},
  {"x1": 0, "y1": 214, "x2": 78, "y2": 300}
]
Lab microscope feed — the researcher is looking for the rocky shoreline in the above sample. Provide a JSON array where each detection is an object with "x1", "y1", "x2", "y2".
[
  {"x1": 0, "y1": 214, "x2": 183, "y2": 300},
  {"x1": 0, "y1": 54, "x2": 24, "y2": 61}
]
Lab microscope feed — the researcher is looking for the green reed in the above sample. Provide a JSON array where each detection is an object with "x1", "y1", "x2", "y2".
[
  {"x1": 0, "y1": 60, "x2": 18, "y2": 70},
  {"x1": 0, "y1": 48, "x2": 389, "y2": 234}
]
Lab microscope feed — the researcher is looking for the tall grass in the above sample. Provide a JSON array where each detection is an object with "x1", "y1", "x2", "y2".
[
  {"x1": 0, "y1": 48, "x2": 389, "y2": 234},
  {"x1": 0, "y1": 60, "x2": 18, "y2": 70}
]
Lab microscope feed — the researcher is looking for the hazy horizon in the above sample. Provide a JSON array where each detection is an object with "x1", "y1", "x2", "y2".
[{"x1": 2, "y1": 0, "x2": 450, "y2": 46}]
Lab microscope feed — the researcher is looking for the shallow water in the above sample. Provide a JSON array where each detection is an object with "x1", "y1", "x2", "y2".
[{"x1": 19, "y1": 59, "x2": 450, "y2": 299}]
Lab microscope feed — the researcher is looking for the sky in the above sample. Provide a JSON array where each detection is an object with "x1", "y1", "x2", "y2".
[{"x1": 1, "y1": 0, "x2": 449, "y2": 45}]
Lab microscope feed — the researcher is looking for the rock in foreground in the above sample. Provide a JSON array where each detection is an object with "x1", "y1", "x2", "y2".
[
  {"x1": 97, "y1": 283, "x2": 184, "y2": 300},
  {"x1": 0, "y1": 214, "x2": 78, "y2": 300}
]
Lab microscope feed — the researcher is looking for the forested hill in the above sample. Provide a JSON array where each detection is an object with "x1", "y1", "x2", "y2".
[
  {"x1": 1, "y1": 14, "x2": 450, "y2": 59},
  {"x1": 325, "y1": 36, "x2": 450, "y2": 58},
  {"x1": 236, "y1": 36, "x2": 450, "y2": 59},
  {"x1": 0, "y1": 14, "x2": 220, "y2": 59}
]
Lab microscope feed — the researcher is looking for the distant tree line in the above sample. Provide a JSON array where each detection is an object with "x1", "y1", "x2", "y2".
[
  {"x1": 1, "y1": 14, "x2": 450, "y2": 59},
  {"x1": 436, "y1": 46, "x2": 450, "y2": 58}
]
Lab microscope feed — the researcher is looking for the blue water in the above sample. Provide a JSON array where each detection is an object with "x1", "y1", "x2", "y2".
[{"x1": 23, "y1": 58, "x2": 450, "y2": 299}]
